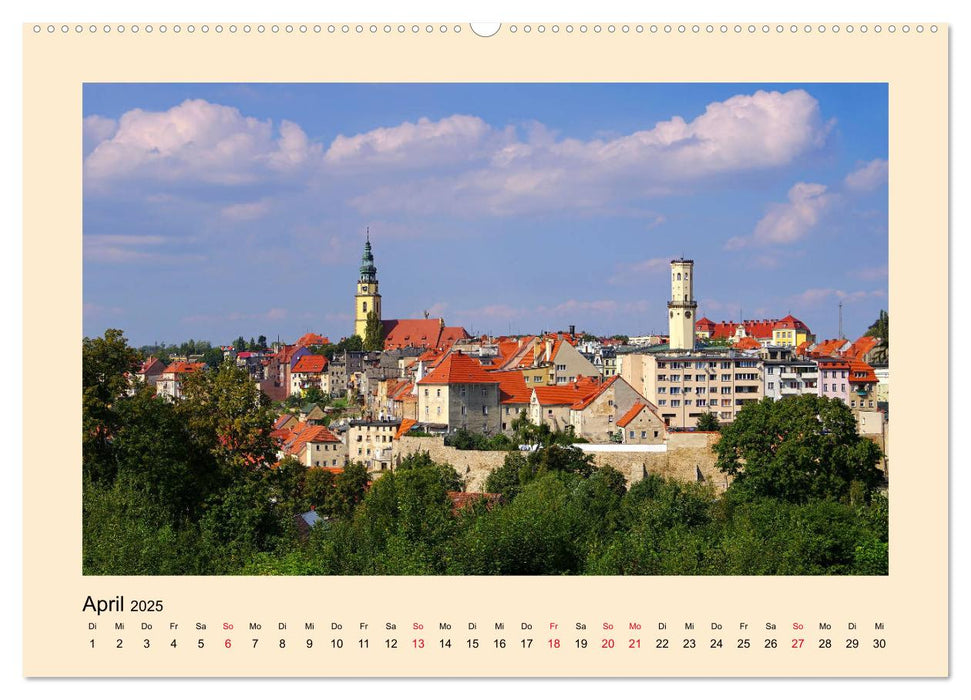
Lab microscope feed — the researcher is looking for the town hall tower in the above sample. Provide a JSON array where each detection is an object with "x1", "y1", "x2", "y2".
[{"x1": 668, "y1": 258, "x2": 697, "y2": 351}]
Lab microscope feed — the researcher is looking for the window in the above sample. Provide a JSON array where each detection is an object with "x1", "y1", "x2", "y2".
[
  {"x1": 841, "y1": 384, "x2": 846, "y2": 392},
  {"x1": 630, "y1": 430, "x2": 635, "y2": 438},
  {"x1": 641, "y1": 431, "x2": 647, "y2": 438},
  {"x1": 436, "y1": 406, "x2": 441, "y2": 415},
  {"x1": 824, "y1": 384, "x2": 828, "y2": 392},
  {"x1": 482, "y1": 406, "x2": 488, "y2": 415},
  {"x1": 461, "y1": 387, "x2": 466, "y2": 396},
  {"x1": 481, "y1": 387, "x2": 487, "y2": 396},
  {"x1": 362, "y1": 302, "x2": 368, "y2": 313},
  {"x1": 684, "y1": 400, "x2": 692, "y2": 406},
  {"x1": 671, "y1": 400, "x2": 680, "y2": 407},
  {"x1": 657, "y1": 374, "x2": 667, "y2": 382},
  {"x1": 608, "y1": 416, "x2": 613, "y2": 423},
  {"x1": 768, "y1": 382, "x2": 774, "y2": 390},
  {"x1": 697, "y1": 399, "x2": 706, "y2": 407},
  {"x1": 658, "y1": 387, "x2": 666, "y2": 394},
  {"x1": 461, "y1": 406, "x2": 467, "y2": 415},
  {"x1": 721, "y1": 374, "x2": 731, "y2": 382},
  {"x1": 424, "y1": 388, "x2": 429, "y2": 396},
  {"x1": 658, "y1": 400, "x2": 667, "y2": 406},
  {"x1": 436, "y1": 388, "x2": 441, "y2": 397}
]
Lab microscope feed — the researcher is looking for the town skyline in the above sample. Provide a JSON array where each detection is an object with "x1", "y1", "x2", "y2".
[{"x1": 83, "y1": 83, "x2": 888, "y2": 346}]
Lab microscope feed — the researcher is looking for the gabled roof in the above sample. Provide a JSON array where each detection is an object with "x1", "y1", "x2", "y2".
[
  {"x1": 773, "y1": 314, "x2": 810, "y2": 331},
  {"x1": 296, "y1": 332, "x2": 330, "y2": 348},
  {"x1": 571, "y1": 375, "x2": 621, "y2": 410},
  {"x1": 617, "y1": 402, "x2": 647, "y2": 428},
  {"x1": 733, "y1": 336, "x2": 762, "y2": 350},
  {"x1": 532, "y1": 378, "x2": 600, "y2": 407},
  {"x1": 843, "y1": 335, "x2": 879, "y2": 360},
  {"x1": 285, "y1": 424, "x2": 341, "y2": 456},
  {"x1": 138, "y1": 356, "x2": 166, "y2": 375},
  {"x1": 292, "y1": 354, "x2": 328, "y2": 374},
  {"x1": 811, "y1": 338, "x2": 851, "y2": 357},
  {"x1": 381, "y1": 319, "x2": 470, "y2": 350},
  {"x1": 417, "y1": 350, "x2": 499, "y2": 385},
  {"x1": 491, "y1": 370, "x2": 532, "y2": 405}
]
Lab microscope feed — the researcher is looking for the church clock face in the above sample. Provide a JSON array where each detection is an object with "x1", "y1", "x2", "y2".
[
  {"x1": 685, "y1": 311, "x2": 691, "y2": 319},
  {"x1": 362, "y1": 285, "x2": 368, "y2": 292}
]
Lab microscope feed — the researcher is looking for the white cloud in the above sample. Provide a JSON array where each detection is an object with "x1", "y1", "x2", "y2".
[
  {"x1": 83, "y1": 115, "x2": 117, "y2": 155},
  {"x1": 84, "y1": 233, "x2": 203, "y2": 264},
  {"x1": 609, "y1": 256, "x2": 672, "y2": 285},
  {"x1": 844, "y1": 158, "x2": 888, "y2": 192},
  {"x1": 324, "y1": 115, "x2": 503, "y2": 168},
  {"x1": 791, "y1": 288, "x2": 886, "y2": 306},
  {"x1": 84, "y1": 99, "x2": 321, "y2": 187},
  {"x1": 728, "y1": 181, "x2": 835, "y2": 249},
  {"x1": 349, "y1": 89, "x2": 830, "y2": 217},
  {"x1": 221, "y1": 200, "x2": 271, "y2": 221}
]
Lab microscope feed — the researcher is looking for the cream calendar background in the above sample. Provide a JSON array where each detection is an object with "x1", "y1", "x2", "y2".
[{"x1": 8, "y1": 0, "x2": 963, "y2": 695}]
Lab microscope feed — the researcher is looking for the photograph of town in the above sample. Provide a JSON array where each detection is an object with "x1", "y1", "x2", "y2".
[{"x1": 82, "y1": 83, "x2": 889, "y2": 576}]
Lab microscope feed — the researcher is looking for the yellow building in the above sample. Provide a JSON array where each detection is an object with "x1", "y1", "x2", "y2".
[
  {"x1": 353, "y1": 232, "x2": 382, "y2": 338},
  {"x1": 770, "y1": 314, "x2": 813, "y2": 347}
]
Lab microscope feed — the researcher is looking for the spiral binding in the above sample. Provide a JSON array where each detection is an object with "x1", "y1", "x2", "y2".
[{"x1": 31, "y1": 23, "x2": 939, "y2": 36}]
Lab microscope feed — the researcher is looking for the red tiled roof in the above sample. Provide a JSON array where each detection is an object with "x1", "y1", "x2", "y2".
[
  {"x1": 296, "y1": 332, "x2": 330, "y2": 348},
  {"x1": 733, "y1": 336, "x2": 762, "y2": 350},
  {"x1": 381, "y1": 319, "x2": 470, "y2": 350},
  {"x1": 704, "y1": 319, "x2": 778, "y2": 340},
  {"x1": 848, "y1": 360, "x2": 878, "y2": 383},
  {"x1": 286, "y1": 424, "x2": 341, "y2": 456},
  {"x1": 533, "y1": 378, "x2": 601, "y2": 407},
  {"x1": 394, "y1": 418, "x2": 418, "y2": 440},
  {"x1": 276, "y1": 345, "x2": 298, "y2": 363},
  {"x1": 292, "y1": 355, "x2": 328, "y2": 374},
  {"x1": 417, "y1": 351, "x2": 499, "y2": 385},
  {"x1": 491, "y1": 370, "x2": 532, "y2": 405},
  {"x1": 811, "y1": 339, "x2": 850, "y2": 357},
  {"x1": 617, "y1": 402, "x2": 647, "y2": 428},
  {"x1": 843, "y1": 335, "x2": 879, "y2": 360},
  {"x1": 816, "y1": 357, "x2": 851, "y2": 370},
  {"x1": 163, "y1": 361, "x2": 205, "y2": 375},
  {"x1": 571, "y1": 375, "x2": 621, "y2": 411},
  {"x1": 773, "y1": 314, "x2": 810, "y2": 331},
  {"x1": 794, "y1": 340, "x2": 812, "y2": 356}
]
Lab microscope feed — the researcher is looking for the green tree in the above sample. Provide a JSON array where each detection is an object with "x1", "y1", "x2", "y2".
[
  {"x1": 328, "y1": 462, "x2": 370, "y2": 518},
  {"x1": 82, "y1": 329, "x2": 142, "y2": 482},
  {"x1": 178, "y1": 362, "x2": 276, "y2": 473},
  {"x1": 202, "y1": 346, "x2": 224, "y2": 369},
  {"x1": 232, "y1": 336, "x2": 247, "y2": 353},
  {"x1": 714, "y1": 395, "x2": 883, "y2": 504},
  {"x1": 363, "y1": 311, "x2": 385, "y2": 351},
  {"x1": 257, "y1": 335, "x2": 268, "y2": 350},
  {"x1": 865, "y1": 309, "x2": 889, "y2": 364},
  {"x1": 300, "y1": 387, "x2": 329, "y2": 406},
  {"x1": 695, "y1": 412, "x2": 720, "y2": 432}
]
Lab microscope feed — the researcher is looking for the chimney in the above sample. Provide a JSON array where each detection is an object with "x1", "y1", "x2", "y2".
[{"x1": 569, "y1": 324, "x2": 575, "y2": 336}]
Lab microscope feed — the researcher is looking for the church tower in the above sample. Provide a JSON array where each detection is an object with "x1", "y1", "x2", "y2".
[
  {"x1": 667, "y1": 258, "x2": 697, "y2": 351},
  {"x1": 354, "y1": 230, "x2": 381, "y2": 338}
]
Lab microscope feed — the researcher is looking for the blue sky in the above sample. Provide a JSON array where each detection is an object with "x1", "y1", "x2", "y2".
[{"x1": 83, "y1": 83, "x2": 888, "y2": 347}]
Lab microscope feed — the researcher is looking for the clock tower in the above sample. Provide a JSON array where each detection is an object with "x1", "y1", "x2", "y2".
[
  {"x1": 668, "y1": 258, "x2": 697, "y2": 351},
  {"x1": 354, "y1": 230, "x2": 381, "y2": 338}
]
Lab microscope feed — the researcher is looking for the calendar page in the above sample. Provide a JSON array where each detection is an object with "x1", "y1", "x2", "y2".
[{"x1": 22, "y1": 19, "x2": 947, "y2": 678}]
